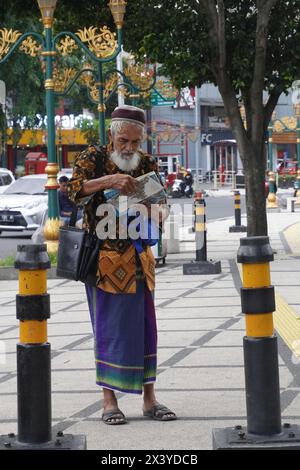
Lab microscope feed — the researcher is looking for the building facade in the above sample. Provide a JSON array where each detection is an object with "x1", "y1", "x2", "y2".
[{"x1": 150, "y1": 84, "x2": 296, "y2": 177}]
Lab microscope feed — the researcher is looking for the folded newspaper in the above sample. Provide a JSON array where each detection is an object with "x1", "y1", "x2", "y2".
[{"x1": 104, "y1": 171, "x2": 166, "y2": 213}]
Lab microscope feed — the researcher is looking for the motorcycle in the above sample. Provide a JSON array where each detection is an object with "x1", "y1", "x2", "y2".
[{"x1": 171, "y1": 179, "x2": 194, "y2": 198}]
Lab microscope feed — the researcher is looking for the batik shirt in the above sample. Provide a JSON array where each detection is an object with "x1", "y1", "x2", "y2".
[{"x1": 68, "y1": 144, "x2": 164, "y2": 294}]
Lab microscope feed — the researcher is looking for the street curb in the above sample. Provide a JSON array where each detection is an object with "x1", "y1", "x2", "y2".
[{"x1": 0, "y1": 266, "x2": 59, "y2": 281}]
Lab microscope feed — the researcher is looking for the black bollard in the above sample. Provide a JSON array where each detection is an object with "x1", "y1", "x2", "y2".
[
  {"x1": 0, "y1": 245, "x2": 87, "y2": 450},
  {"x1": 212, "y1": 237, "x2": 300, "y2": 449},
  {"x1": 229, "y1": 191, "x2": 247, "y2": 232},
  {"x1": 183, "y1": 197, "x2": 221, "y2": 275}
]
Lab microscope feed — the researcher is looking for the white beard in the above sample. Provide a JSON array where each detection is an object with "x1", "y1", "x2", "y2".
[{"x1": 110, "y1": 150, "x2": 141, "y2": 172}]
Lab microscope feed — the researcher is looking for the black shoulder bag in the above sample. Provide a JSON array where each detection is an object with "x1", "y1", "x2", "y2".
[{"x1": 56, "y1": 148, "x2": 103, "y2": 286}]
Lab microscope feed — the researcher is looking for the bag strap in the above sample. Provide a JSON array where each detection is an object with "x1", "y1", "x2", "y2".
[
  {"x1": 89, "y1": 144, "x2": 105, "y2": 233},
  {"x1": 69, "y1": 207, "x2": 78, "y2": 227},
  {"x1": 66, "y1": 146, "x2": 104, "y2": 229}
]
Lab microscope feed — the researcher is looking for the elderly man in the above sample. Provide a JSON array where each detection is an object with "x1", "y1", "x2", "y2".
[{"x1": 68, "y1": 105, "x2": 176, "y2": 425}]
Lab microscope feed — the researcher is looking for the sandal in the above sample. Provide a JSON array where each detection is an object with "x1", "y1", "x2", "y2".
[
  {"x1": 102, "y1": 408, "x2": 127, "y2": 425},
  {"x1": 143, "y1": 404, "x2": 177, "y2": 421}
]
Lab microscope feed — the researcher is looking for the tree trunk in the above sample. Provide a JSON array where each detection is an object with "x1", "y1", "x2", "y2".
[{"x1": 241, "y1": 142, "x2": 268, "y2": 236}]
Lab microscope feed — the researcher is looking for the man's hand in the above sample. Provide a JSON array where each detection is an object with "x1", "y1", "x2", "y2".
[
  {"x1": 80, "y1": 174, "x2": 137, "y2": 198},
  {"x1": 107, "y1": 174, "x2": 137, "y2": 195}
]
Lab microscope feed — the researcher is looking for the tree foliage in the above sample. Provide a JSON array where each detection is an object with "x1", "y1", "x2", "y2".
[
  {"x1": 124, "y1": 0, "x2": 300, "y2": 235},
  {"x1": 124, "y1": 1, "x2": 300, "y2": 109},
  {"x1": 0, "y1": 0, "x2": 115, "y2": 138}
]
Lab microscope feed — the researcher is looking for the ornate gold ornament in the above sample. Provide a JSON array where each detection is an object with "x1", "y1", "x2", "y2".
[
  {"x1": 104, "y1": 73, "x2": 129, "y2": 98},
  {"x1": 124, "y1": 64, "x2": 154, "y2": 91},
  {"x1": 294, "y1": 104, "x2": 300, "y2": 118},
  {"x1": 187, "y1": 132, "x2": 199, "y2": 143},
  {"x1": 98, "y1": 104, "x2": 106, "y2": 113},
  {"x1": 273, "y1": 117, "x2": 298, "y2": 132},
  {"x1": 53, "y1": 67, "x2": 76, "y2": 93},
  {"x1": 281, "y1": 116, "x2": 297, "y2": 130},
  {"x1": 155, "y1": 79, "x2": 177, "y2": 100},
  {"x1": 19, "y1": 36, "x2": 42, "y2": 57},
  {"x1": 89, "y1": 85, "x2": 99, "y2": 102},
  {"x1": 56, "y1": 35, "x2": 78, "y2": 56},
  {"x1": 0, "y1": 28, "x2": 22, "y2": 60},
  {"x1": 44, "y1": 79, "x2": 55, "y2": 90},
  {"x1": 109, "y1": 0, "x2": 127, "y2": 29},
  {"x1": 45, "y1": 163, "x2": 59, "y2": 189},
  {"x1": 43, "y1": 218, "x2": 62, "y2": 254},
  {"x1": 160, "y1": 130, "x2": 174, "y2": 142},
  {"x1": 80, "y1": 71, "x2": 94, "y2": 87},
  {"x1": 273, "y1": 120, "x2": 285, "y2": 133},
  {"x1": 76, "y1": 26, "x2": 117, "y2": 59},
  {"x1": 41, "y1": 51, "x2": 57, "y2": 57}
]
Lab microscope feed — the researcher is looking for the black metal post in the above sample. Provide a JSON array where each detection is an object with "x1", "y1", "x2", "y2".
[{"x1": 229, "y1": 190, "x2": 247, "y2": 232}]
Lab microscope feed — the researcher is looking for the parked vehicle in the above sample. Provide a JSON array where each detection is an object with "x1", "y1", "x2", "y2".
[
  {"x1": 0, "y1": 168, "x2": 15, "y2": 194},
  {"x1": 277, "y1": 161, "x2": 298, "y2": 175},
  {"x1": 171, "y1": 179, "x2": 194, "y2": 198},
  {"x1": 0, "y1": 172, "x2": 71, "y2": 235}
]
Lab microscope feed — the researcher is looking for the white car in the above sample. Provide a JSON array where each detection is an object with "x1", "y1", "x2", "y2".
[
  {"x1": 0, "y1": 172, "x2": 72, "y2": 235},
  {"x1": 0, "y1": 174, "x2": 48, "y2": 234},
  {"x1": 0, "y1": 168, "x2": 15, "y2": 194}
]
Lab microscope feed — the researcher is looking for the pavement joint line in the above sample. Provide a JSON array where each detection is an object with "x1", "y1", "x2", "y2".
[
  {"x1": 58, "y1": 301, "x2": 86, "y2": 312},
  {"x1": 82, "y1": 416, "x2": 249, "y2": 423},
  {"x1": 280, "y1": 389, "x2": 300, "y2": 411},
  {"x1": 170, "y1": 364, "x2": 286, "y2": 369},
  {"x1": 0, "y1": 326, "x2": 17, "y2": 335},
  {"x1": 48, "y1": 279, "x2": 72, "y2": 290},
  {"x1": 158, "y1": 317, "x2": 233, "y2": 320},
  {"x1": 1, "y1": 329, "x2": 221, "y2": 341},
  {"x1": 55, "y1": 333, "x2": 94, "y2": 351},
  {"x1": 1, "y1": 387, "x2": 291, "y2": 396},
  {"x1": 0, "y1": 304, "x2": 90, "y2": 339},
  {"x1": 183, "y1": 295, "x2": 241, "y2": 299},
  {"x1": 160, "y1": 305, "x2": 242, "y2": 309},
  {"x1": 0, "y1": 300, "x2": 15, "y2": 306},
  {"x1": 0, "y1": 373, "x2": 17, "y2": 384}
]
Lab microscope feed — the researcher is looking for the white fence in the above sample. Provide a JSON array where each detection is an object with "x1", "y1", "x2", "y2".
[{"x1": 211, "y1": 171, "x2": 237, "y2": 190}]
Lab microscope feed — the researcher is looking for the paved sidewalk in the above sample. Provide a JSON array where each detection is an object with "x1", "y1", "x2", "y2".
[{"x1": 1, "y1": 210, "x2": 300, "y2": 450}]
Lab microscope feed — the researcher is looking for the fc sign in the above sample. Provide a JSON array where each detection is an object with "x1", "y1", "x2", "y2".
[{"x1": 201, "y1": 133, "x2": 212, "y2": 144}]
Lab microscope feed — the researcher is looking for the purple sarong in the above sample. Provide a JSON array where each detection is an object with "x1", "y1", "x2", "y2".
[{"x1": 85, "y1": 280, "x2": 157, "y2": 394}]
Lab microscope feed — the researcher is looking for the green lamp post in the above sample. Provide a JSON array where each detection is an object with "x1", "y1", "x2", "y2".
[{"x1": 0, "y1": 0, "x2": 126, "y2": 251}]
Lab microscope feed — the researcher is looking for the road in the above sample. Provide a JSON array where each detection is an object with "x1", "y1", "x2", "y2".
[
  {"x1": 168, "y1": 194, "x2": 246, "y2": 221},
  {"x1": 0, "y1": 195, "x2": 246, "y2": 259}
]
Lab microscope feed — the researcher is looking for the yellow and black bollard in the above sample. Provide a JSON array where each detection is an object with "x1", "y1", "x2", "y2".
[
  {"x1": 213, "y1": 237, "x2": 300, "y2": 449},
  {"x1": 183, "y1": 195, "x2": 221, "y2": 275},
  {"x1": 266, "y1": 171, "x2": 279, "y2": 210},
  {"x1": 0, "y1": 245, "x2": 86, "y2": 450},
  {"x1": 229, "y1": 190, "x2": 247, "y2": 232},
  {"x1": 192, "y1": 191, "x2": 203, "y2": 233}
]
